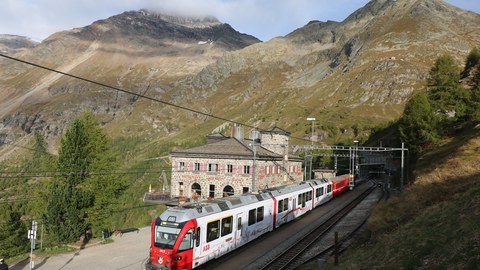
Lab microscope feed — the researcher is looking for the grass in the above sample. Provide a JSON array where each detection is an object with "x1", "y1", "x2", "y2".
[{"x1": 326, "y1": 124, "x2": 480, "y2": 269}]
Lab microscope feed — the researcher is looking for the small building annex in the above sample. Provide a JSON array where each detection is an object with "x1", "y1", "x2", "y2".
[{"x1": 170, "y1": 126, "x2": 303, "y2": 199}]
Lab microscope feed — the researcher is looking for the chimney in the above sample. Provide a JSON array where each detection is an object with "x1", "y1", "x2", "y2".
[
  {"x1": 250, "y1": 129, "x2": 261, "y2": 144},
  {"x1": 231, "y1": 125, "x2": 244, "y2": 140}
]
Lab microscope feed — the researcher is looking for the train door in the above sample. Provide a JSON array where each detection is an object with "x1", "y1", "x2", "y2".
[
  {"x1": 234, "y1": 213, "x2": 243, "y2": 248},
  {"x1": 292, "y1": 198, "x2": 296, "y2": 219},
  {"x1": 193, "y1": 226, "x2": 202, "y2": 265}
]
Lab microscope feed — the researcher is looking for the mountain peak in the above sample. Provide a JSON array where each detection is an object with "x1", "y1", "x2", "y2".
[{"x1": 138, "y1": 9, "x2": 222, "y2": 29}]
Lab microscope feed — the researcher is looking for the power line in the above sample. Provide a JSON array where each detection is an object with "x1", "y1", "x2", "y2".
[
  {"x1": 0, "y1": 53, "x2": 255, "y2": 129},
  {"x1": 0, "y1": 53, "x2": 313, "y2": 144}
]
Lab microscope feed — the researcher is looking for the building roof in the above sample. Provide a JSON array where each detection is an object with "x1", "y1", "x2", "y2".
[
  {"x1": 260, "y1": 126, "x2": 291, "y2": 136},
  {"x1": 171, "y1": 137, "x2": 301, "y2": 161}
]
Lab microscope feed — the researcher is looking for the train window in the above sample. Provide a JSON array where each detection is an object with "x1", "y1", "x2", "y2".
[
  {"x1": 318, "y1": 187, "x2": 324, "y2": 196},
  {"x1": 195, "y1": 227, "x2": 201, "y2": 247},
  {"x1": 206, "y1": 220, "x2": 220, "y2": 242},
  {"x1": 257, "y1": 206, "x2": 264, "y2": 222},
  {"x1": 307, "y1": 191, "x2": 312, "y2": 202},
  {"x1": 178, "y1": 229, "x2": 194, "y2": 252},
  {"x1": 298, "y1": 194, "x2": 301, "y2": 205},
  {"x1": 248, "y1": 209, "x2": 256, "y2": 226},
  {"x1": 237, "y1": 217, "x2": 242, "y2": 230},
  {"x1": 282, "y1": 198, "x2": 288, "y2": 212},
  {"x1": 327, "y1": 185, "x2": 332, "y2": 193},
  {"x1": 221, "y1": 216, "x2": 233, "y2": 236}
]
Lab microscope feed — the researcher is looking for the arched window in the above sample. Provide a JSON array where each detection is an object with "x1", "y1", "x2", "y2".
[
  {"x1": 223, "y1": 185, "x2": 234, "y2": 197},
  {"x1": 192, "y1": 183, "x2": 202, "y2": 196}
]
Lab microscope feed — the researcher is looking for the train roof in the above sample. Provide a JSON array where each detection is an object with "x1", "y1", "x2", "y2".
[
  {"x1": 159, "y1": 192, "x2": 273, "y2": 223},
  {"x1": 263, "y1": 181, "x2": 312, "y2": 196},
  {"x1": 158, "y1": 176, "x2": 348, "y2": 223},
  {"x1": 330, "y1": 175, "x2": 349, "y2": 183}
]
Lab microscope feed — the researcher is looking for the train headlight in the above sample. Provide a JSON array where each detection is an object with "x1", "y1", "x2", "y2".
[{"x1": 175, "y1": 256, "x2": 182, "y2": 261}]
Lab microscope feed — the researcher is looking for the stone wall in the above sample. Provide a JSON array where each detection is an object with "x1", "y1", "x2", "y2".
[{"x1": 171, "y1": 156, "x2": 302, "y2": 199}]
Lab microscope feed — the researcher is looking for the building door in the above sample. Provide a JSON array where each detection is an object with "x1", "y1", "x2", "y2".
[
  {"x1": 223, "y1": 185, "x2": 234, "y2": 197},
  {"x1": 191, "y1": 183, "x2": 201, "y2": 198}
]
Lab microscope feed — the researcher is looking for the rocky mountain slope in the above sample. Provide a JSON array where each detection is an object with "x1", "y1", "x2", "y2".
[
  {"x1": 0, "y1": 0, "x2": 479, "y2": 154},
  {"x1": 183, "y1": 0, "x2": 480, "y2": 136},
  {"x1": 0, "y1": 10, "x2": 260, "y2": 145},
  {"x1": 0, "y1": 34, "x2": 38, "y2": 54}
]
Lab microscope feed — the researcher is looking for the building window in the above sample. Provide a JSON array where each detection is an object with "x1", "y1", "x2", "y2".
[
  {"x1": 194, "y1": 163, "x2": 200, "y2": 172},
  {"x1": 209, "y1": 185, "x2": 215, "y2": 198},
  {"x1": 266, "y1": 166, "x2": 270, "y2": 175},
  {"x1": 208, "y1": 163, "x2": 218, "y2": 172},
  {"x1": 227, "y1": 164, "x2": 233, "y2": 173},
  {"x1": 243, "y1": 165, "x2": 250, "y2": 174},
  {"x1": 179, "y1": 161, "x2": 185, "y2": 171},
  {"x1": 242, "y1": 187, "x2": 249, "y2": 194}
]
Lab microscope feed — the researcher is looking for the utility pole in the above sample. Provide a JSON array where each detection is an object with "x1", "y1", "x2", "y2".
[
  {"x1": 251, "y1": 140, "x2": 257, "y2": 192},
  {"x1": 400, "y1": 142, "x2": 405, "y2": 190},
  {"x1": 307, "y1": 118, "x2": 316, "y2": 145},
  {"x1": 28, "y1": 220, "x2": 37, "y2": 270}
]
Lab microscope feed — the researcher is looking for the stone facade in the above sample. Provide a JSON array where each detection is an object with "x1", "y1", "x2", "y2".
[{"x1": 170, "y1": 127, "x2": 303, "y2": 199}]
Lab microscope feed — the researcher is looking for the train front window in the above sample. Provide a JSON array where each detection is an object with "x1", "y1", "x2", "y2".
[
  {"x1": 154, "y1": 225, "x2": 182, "y2": 249},
  {"x1": 178, "y1": 229, "x2": 194, "y2": 252}
]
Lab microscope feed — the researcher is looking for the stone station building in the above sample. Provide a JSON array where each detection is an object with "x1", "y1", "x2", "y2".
[{"x1": 170, "y1": 127, "x2": 303, "y2": 199}]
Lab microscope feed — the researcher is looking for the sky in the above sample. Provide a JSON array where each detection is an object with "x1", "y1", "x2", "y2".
[{"x1": 1, "y1": 0, "x2": 479, "y2": 42}]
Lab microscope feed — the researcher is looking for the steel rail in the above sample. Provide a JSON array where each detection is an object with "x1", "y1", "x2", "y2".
[{"x1": 258, "y1": 182, "x2": 377, "y2": 270}]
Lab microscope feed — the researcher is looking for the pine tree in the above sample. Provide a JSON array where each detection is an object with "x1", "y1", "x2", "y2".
[
  {"x1": 398, "y1": 91, "x2": 439, "y2": 155},
  {"x1": 45, "y1": 114, "x2": 93, "y2": 243},
  {"x1": 45, "y1": 110, "x2": 127, "y2": 241},
  {"x1": 462, "y1": 47, "x2": 480, "y2": 79},
  {"x1": 462, "y1": 48, "x2": 480, "y2": 122},
  {"x1": 57, "y1": 119, "x2": 91, "y2": 187},
  {"x1": 44, "y1": 181, "x2": 91, "y2": 243},
  {"x1": 78, "y1": 111, "x2": 127, "y2": 237},
  {"x1": 0, "y1": 205, "x2": 29, "y2": 258},
  {"x1": 428, "y1": 55, "x2": 469, "y2": 120}
]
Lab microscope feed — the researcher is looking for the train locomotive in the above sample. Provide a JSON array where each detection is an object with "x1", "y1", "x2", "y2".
[{"x1": 147, "y1": 175, "x2": 351, "y2": 270}]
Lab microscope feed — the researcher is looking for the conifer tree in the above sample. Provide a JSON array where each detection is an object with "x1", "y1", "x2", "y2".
[
  {"x1": 428, "y1": 55, "x2": 469, "y2": 120},
  {"x1": 0, "y1": 205, "x2": 29, "y2": 258},
  {"x1": 398, "y1": 91, "x2": 439, "y2": 155},
  {"x1": 462, "y1": 47, "x2": 480, "y2": 78},
  {"x1": 45, "y1": 115, "x2": 93, "y2": 243},
  {"x1": 463, "y1": 48, "x2": 480, "y2": 122},
  {"x1": 45, "y1": 110, "x2": 127, "y2": 241}
]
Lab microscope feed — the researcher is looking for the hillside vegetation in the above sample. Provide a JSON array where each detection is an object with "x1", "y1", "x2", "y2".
[
  {"x1": 328, "y1": 49, "x2": 480, "y2": 268},
  {"x1": 332, "y1": 125, "x2": 480, "y2": 269}
]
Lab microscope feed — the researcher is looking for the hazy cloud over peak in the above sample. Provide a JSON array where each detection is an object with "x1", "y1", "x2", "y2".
[{"x1": 1, "y1": 0, "x2": 479, "y2": 42}]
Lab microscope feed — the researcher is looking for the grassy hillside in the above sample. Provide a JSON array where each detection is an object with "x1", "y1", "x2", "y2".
[{"x1": 330, "y1": 124, "x2": 480, "y2": 269}]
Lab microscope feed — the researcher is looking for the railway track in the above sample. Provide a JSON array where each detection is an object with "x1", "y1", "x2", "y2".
[{"x1": 257, "y1": 182, "x2": 378, "y2": 270}]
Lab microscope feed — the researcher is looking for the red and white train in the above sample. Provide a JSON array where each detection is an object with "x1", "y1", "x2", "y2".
[{"x1": 147, "y1": 175, "x2": 351, "y2": 270}]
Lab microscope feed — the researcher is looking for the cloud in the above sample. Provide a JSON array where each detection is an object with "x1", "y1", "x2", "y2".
[{"x1": 0, "y1": 0, "x2": 478, "y2": 42}]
